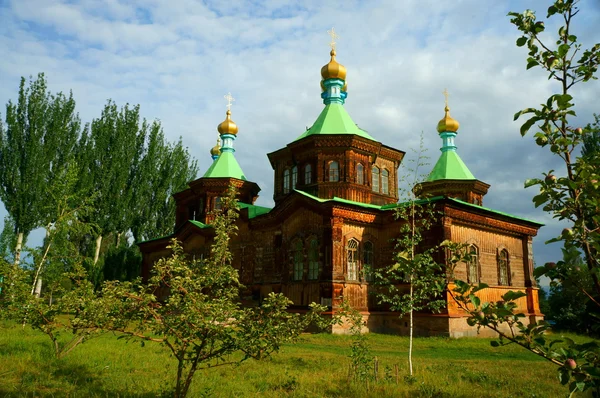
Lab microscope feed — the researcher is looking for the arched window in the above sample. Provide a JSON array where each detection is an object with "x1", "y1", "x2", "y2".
[
  {"x1": 381, "y1": 169, "x2": 389, "y2": 194},
  {"x1": 347, "y1": 239, "x2": 359, "y2": 281},
  {"x1": 292, "y1": 240, "x2": 304, "y2": 281},
  {"x1": 356, "y1": 164, "x2": 364, "y2": 185},
  {"x1": 292, "y1": 166, "x2": 298, "y2": 190},
  {"x1": 372, "y1": 166, "x2": 380, "y2": 192},
  {"x1": 328, "y1": 161, "x2": 339, "y2": 182},
  {"x1": 363, "y1": 241, "x2": 374, "y2": 282},
  {"x1": 467, "y1": 245, "x2": 479, "y2": 284},
  {"x1": 305, "y1": 164, "x2": 312, "y2": 184},
  {"x1": 308, "y1": 238, "x2": 319, "y2": 280},
  {"x1": 498, "y1": 249, "x2": 510, "y2": 285},
  {"x1": 283, "y1": 169, "x2": 290, "y2": 194}
]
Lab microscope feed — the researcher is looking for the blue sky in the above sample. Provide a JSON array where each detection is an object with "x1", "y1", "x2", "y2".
[{"x1": 1, "y1": 0, "x2": 600, "y2": 278}]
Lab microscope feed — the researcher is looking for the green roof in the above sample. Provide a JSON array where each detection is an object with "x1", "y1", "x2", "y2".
[
  {"x1": 447, "y1": 197, "x2": 544, "y2": 226},
  {"x1": 238, "y1": 202, "x2": 272, "y2": 219},
  {"x1": 202, "y1": 151, "x2": 247, "y2": 180},
  {"x1": 294, "y1": 103, "x2": 376, "y2": 142},
  {"x1": 427, "y1": 151, "x2": 475, "y2": 181},
  {"x1": 189, "y1": 220, "x2": 211, "y2": 229},
  {"x1": 292, "y1": 189, "x2": 542, "y2": 226}
]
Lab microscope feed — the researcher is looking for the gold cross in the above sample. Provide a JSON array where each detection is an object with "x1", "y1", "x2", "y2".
[
  {"x1": 327, "y1": 27, "x2": 339, "y2": 50},
  {"x1": 442, "y1": 88, "x2": 449, "y2": 108},
  {"x1": 224, "y1": 92, "x2": 235, "y2": 111}
]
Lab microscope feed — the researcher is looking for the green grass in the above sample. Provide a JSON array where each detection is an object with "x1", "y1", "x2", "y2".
[{"x1": 0, "y1": 321, "x2": 592, "y2": 397}]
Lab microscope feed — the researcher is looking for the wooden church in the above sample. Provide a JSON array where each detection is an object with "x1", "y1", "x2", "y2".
[{"x1": 139, "y1": 38, "x2": 544, "y2": 337}]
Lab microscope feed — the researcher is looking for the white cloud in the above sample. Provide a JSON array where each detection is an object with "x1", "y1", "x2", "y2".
[{"x1": 1, "y1": 0, "x2": 599, "y2": 270}]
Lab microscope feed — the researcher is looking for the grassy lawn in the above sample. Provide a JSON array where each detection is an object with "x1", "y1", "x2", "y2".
[{"x1": 0, "y1": 321, "x2": 589, "y2": 397}]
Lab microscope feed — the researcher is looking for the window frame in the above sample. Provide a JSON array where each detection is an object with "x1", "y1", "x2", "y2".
[
  {"x1": 347, "y1": 239, "x2": 359, "y2": 281},
  {"x1": 363, "y1": 241, "x2": 374, "y2": 282},
  {"x1": 356, "y1": 163, "x2": 364, "y2": 185},
  {"x1": 283, "y1": 168, "x2": 290, "y2": 194},
  {"x1": 498, "y1": 249, "x2": 510, "y2": 286},
  {"x1": 372, "y1": 166, "x2": 380, "y2": 192},
  {"x1": 292, "y1": 166, "x2": 298, "y2": 190},
  {"x1": 328, "y1": 160, "x2": 340, "y2": 182},
  {"x1": 467, "y1": 244, "x2": 479, "y2": 284},
  {"x1": 292, "y1": 239, "x2": 304, "y2": 281},
  {"x1": 308, "y1": 238, "x2": 319, "y2": 280},
  {"x1": 304, "y1": 164, "x2": 312, "y2": 184},
  {"x1": 381, "y1": 169, "x2": 389, "y2": 194}
]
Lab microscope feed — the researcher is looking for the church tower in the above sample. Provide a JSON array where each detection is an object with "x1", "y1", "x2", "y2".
[
  {"x1": 173, "y1": 94, "x2": 261, "y2": 226},
  {"x1": 416, "y1": 91, "x2": 489, "y2": 205},
  {"x1": 267, "y1": 29, "x2": 405, "y2": 206}
]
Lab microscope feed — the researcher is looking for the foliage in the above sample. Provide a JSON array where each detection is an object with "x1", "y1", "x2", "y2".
[
  {"x1": 0, "y1": 73, "x2": 81, "y2": 265},
  {"x1": 0, "y1": 260, "x2": 105, "y2": 358},
  {"x1": 451, "y1": 281, "x2": 600, "y2": 396},
  {"x1": 510, "y1": 0, "x2": 600, "y2": 295},
  {"x1": 451, "y1": 2, "x2": 600, "y2": 395},
  {"x1": 98, "y1": 189, "x2": 328, "y2": 397},
  {"x1": 543, "y1": 246, "x2": 597, "y2": 334}
]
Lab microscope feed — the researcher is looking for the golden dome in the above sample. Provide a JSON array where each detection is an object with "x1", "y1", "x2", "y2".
[
  {"x1": 437, "y1": 106, "x2": 460, "y2": 133},
  {"x1": 210, "y1": 138, "x2": 221, "y2": 156},
  {"x1": 217, "y1": 109, "x2": 238, "y2": 135},
  {"x1": 321, "y1": 49, "x2": 347, "y2": 81}
]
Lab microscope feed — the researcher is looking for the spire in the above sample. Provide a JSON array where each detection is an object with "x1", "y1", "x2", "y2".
[
  {"x1": 210, "y1": 137, "x2": 221, "y2": 161},
  {"x1": 320, "y1": 27, "x2": 347, "y2": 105},
  {"x1": 202, "y1": 93, "x2": 247, "y2": 180},
  {"x1": 217, "y1": 92, "x2": 238, "y2": 153},
  {"x1": 427, "y1": 90, "x2": 475, "y2": 181}
]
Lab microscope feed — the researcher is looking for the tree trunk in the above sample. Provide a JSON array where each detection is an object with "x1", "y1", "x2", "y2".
[
  {"x1": 93, "y1": 235, "x2": 103, "y2": 265},
  {"x1": 13, "y1": 231, "x2": 23, "y2": 267},
  {"x1": 408, "y1": 280, "x2": 414, "y2": 376},
  {"x1": 34, "y1": 277, "x2": 42, "y2": 298}
]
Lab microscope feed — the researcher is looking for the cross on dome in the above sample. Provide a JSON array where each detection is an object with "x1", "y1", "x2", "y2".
[
  {"x1": 443, "y1": 88, "x2": 449, "y2": 108},
  {"x1": 224, "y1": 92, "x2": 235, "y2": 111},
  {"x1": 327, "y1": 27, "x2": 339, "y2": 50}
]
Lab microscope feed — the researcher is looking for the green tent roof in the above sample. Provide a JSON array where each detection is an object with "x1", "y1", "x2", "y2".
[
  {"x1": 202, "y1": 151, "x2": 247, "y2": 180},
  {"x1": 294, "y1": 103, "x2": 376, "y2": 142},
  {"x1": 427, "y1": 150, "x2": 475, "y2": 181},
  {"x1": 238, "y1": 202, "x2": 272, "y2": 218}
]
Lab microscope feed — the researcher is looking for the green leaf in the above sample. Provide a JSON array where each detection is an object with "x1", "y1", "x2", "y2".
[
  {"x1": 502, "y1": 291, "x2": 527, "y2": 302},
  {"x1": 513, "y1": 108, "x2": 536, "y2": 121},
  {"x1": 527, "y1": 59, "x2": 539, "y2": 70},
  {"x1": 524, "y1": 178, "x2": 541, "y2": 188},
  {"x1": 558, "y1": 44, "x2": 570, "y2": 58},
  {"x1": 520, "y1": 115, "x2": 540, "y2": 136},
  {"x1": 469, "y1": 294, "x2": 480, "y2": 308},
  {"x1": 516, "y1": 37, "x2": 527, "y2": 47}
]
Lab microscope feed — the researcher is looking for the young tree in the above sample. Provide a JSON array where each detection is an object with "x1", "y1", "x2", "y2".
[{"x1": 99, "y1": 189, "x2": 327, "y2": 397}]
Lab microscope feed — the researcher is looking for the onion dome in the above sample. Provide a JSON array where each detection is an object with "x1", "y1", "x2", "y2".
[
  {"x1": 210, "y1": 138, "x2": 221, "y2": 157},
  {"x1": 437, "y1": 106, "x2": 460, "y2": 133},
  {"x1": 217, "y1": 109, "x2": 238, "y2": 136},
  {"x1": 321, "y1": 49, "x2": 347, "y2": 81}
]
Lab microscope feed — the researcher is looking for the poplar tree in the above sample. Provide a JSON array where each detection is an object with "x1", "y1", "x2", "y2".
[{"x1": 0, "y1": 73, "x2": 81, "y2": 267}]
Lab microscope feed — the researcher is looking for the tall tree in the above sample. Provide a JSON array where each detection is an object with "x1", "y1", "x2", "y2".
[
  {"x1": 130, "y1": 122, "x2": 198, "y2": 243},
  {"x1": 77, "y1": 101, "x2": 145, "y2": 269},
  {"x1": 0, "y1": 73, "x2": 81, "y2": 267}
]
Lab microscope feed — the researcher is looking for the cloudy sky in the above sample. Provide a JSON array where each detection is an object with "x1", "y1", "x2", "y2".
[{"x1": 1, "y1": 0, "x2": 600, "y2": 274}]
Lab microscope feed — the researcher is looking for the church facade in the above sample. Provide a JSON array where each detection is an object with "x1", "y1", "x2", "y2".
[{"x1": 139, "y1": 43, "x2": 543, "y2": 338}]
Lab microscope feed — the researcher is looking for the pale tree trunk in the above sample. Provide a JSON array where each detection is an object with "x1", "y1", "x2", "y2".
[
  {"x1": 408, "y1": 279, "x2": 414, "y2": 376},
  {"x1": 116, "y1": 232, "x2": 121, "y2": 247},
  {"x1": 34, "y1": 277, "x2": 42, "y2": 298},
  {"x1": 93, "y1": 235, "x2": 103, "y2": 265},
  {"x1": 13, "y1": 231, "x2": 23, "y2": 267},
  {"x1": 31, "y1": 229, "x2": 51, "y2": 296}
]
